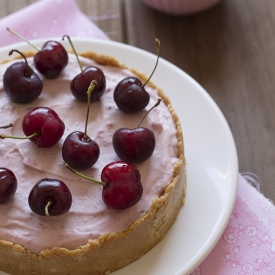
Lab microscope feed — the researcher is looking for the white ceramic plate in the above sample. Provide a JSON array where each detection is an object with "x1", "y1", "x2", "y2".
[{"x1": 0, "y1": 38, "x2": 238, "y2": 275}]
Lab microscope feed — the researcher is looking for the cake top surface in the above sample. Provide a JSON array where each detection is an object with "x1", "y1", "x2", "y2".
[{"x1": 0, "y1": 53, "x2": 179, "y2": 252}]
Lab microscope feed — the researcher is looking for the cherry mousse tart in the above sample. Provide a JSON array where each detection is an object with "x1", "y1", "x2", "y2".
[{"x1": 0, "y1": 38, "x2": 186, "y2": 275}]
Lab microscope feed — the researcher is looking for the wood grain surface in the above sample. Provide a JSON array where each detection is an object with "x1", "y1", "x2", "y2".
[{"x1": 1, "y1": 0, "x2": 274, "y2": 202}]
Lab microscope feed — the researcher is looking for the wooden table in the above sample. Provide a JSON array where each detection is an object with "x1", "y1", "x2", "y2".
[{"x1": 1, "y1": 0, "x2": 275, "y2": 202}]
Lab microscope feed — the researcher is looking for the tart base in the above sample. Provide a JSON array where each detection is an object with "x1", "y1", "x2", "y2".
[{"x1": 0, "y1": 50, "x2": 187, "y2": 275}]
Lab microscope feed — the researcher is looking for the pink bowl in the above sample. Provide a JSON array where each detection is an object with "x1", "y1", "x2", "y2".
[{"x1": 141, "y1": 0, "x2": 221, "y2": 15}]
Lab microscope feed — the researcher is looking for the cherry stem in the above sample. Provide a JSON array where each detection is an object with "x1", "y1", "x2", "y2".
[
  {"x1": 62, "y1": 35, "x2": 83, "y2": 72},
  {"x1": 65, "y1": 163, "x2": 107, "y2": 187},
  {"x1": 84, "y1": 80, "x2": 97, "y2": 140},
  {"x1": 7, "y1": 28, "x2": 40, "y2": 51},
  {"x1": 136, "y1": 99, "x2": 161, "y2": 128},
  {"x1": 45, "y1": 201, "x2": 51, "y2": 217},
  {"x1": 9, "y1": 49, "x2": 31, "y2": 76},
  {"x1": 141, "y1": 38, "x2": 160, "y2": 88},
  {"x1": 0, "y1": 131, "x2": 39, "y2": 140},
  {"x1": 0, "y1": 123, "x2": 13, "y2": 129}
]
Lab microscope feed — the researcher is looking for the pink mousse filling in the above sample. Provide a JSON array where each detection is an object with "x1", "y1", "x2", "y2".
[{"x1": 0, "y1": 54, "x2": 179, "y2": 253}]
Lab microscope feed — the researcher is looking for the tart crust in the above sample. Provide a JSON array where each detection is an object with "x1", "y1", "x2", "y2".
[{"x1": 0, "y1": 51, "x2": 186, "y2": 275}]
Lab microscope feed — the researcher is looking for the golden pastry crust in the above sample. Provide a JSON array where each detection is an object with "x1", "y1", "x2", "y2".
[{"x1": 0, "y1": 51, "x2": 186, "y2": 275}]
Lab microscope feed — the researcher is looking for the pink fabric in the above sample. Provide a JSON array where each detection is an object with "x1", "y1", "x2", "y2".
[
  {"x1": 0, "y1": 0, "x2": 109, "y2": 47},
  {"x1": 1, "y1": 0, "x2": 275, "y2": 274},
  {"x1": 191, "y1": 174, "x2": 275, "y2": 275}
]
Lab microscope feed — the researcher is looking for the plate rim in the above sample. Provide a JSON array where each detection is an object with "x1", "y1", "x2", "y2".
[{"x1": 0, "y1": 37, "x2": 239, "y2": 275}]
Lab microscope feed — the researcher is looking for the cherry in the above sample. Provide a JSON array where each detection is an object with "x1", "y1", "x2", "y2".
[
  {"x1": 101, "y1": 161, "x2": 143, "y2": 209},
  {"x1": 0, "y1": 167, "x2": 17, "y2": 204},
  {"x1": 113, "y1": 77, "x2": 149, "y2": 113},
  {"x1": 71, "y1": 66, "x2": 106, "y2": 101},
  {"x1": 7, "y1": 28, "x2": 68, "y2": 79},
  {"x1": 113, "y1": 38, "x2": 160, "y2": 113},
  {"x1": 62, "y1": 131, "x2": 100, "y2": 169},
  {"x1": 0, "y1": 107, "x2": 65, "y2": 148},
  {"x1": 22, "y1": 107, "x2": 65, "y2": 147},
  {"x1": 113, "y1": 99, "x2": 161, "y2": 163},
  {"x1": 66, "y1": 161, "x2": 143, "y2": 209},
  {"x1": 3, "y1": 49, "x2": 43, "y2": 103},
  {"x1": 28, "y1": 178, "x2": 72, "y2": 216},
  {"x1": 34, "y1": 41, "x2": 68, "y2": 79},
  {"x1": 63, "y1": 35, "x2": 106, "y2": 102},
  {"x1": 62, "y1": 80, "x2": 100, "y2": 169}
]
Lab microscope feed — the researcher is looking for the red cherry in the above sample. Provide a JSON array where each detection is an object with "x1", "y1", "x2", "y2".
[
  {"x1": 70, "y1": 66, "x2": 106, "y2": 101},
  {"x1": 3, "y1": 49, "x2": 43, "y2": 103},
  {"x1": 114, "y1": 38, "x2": 160, "y2": 113},
  {"x1": 0, "y1": 107, "x2": 65, "y2": 147},
  {"x1": 28, "y1": 178, "x2": 72, "y2": 216},
  {"x1": 113, "y1": 127, "x2": 155, "y2": 163},
  {"x1": 22, "y1": 107, "x2": 65, "y2": 147},
  {"x1": 114, "y1": 76, "x2": 149, "y2": 113},
  {"x1": 101, "y1": 161, "x2": 143, "y2": 209},
  {"x1": 62, "y1": 131, "x2": 100, "y2": 169},
  {"x1": 0, "y1": 167, "x2": 17, "y2": 204},
  {"x1": 63, "y1": 35, "x2": 106, "y2": 102},
  {"x1": 34, "y1": 41, "x2": 68, "y2": 79},
  {"x1": 62, "y1": 80, "x2": 100, "y2": 169},
  {"x1": 112, "y1": 99, "x2": 161, "y2": 163},
  {"x1": 7, "y1": 28, "x2": 68, "y2": 79},
  {"x1": 66, "y1": 161, "x2": 143, "y2": 209}
]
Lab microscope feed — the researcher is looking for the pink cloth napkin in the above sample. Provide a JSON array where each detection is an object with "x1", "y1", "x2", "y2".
[
  {"x1": 191, "y1": 174, "x2": 275, "y2": 275},
  {"x1": 0, "y1": 0, "x2": 109, "y2": 47},
  {"x1": 1, "y1": 0, "x2": 275, "y2": 274}
]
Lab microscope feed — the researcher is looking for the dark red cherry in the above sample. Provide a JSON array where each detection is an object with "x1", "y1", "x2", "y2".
[
  {"x1": 114, "y1": 76, "x2": 150, "y2": 113},
  {"x1": 28, "y1": 178, "x2": 72, "y2": 216},
  {"x1": 62, "y1": 80, "x2": 100, "y2": 169},
  {"x1": 66, "y1": 161, "x2": 143, "y2": 209},
  {"x1": 62, "y1": 35, "x2": 106, "y2": 102},
  {"x1": 113, "y1": 127, "x2": 155, "y2": 163},
  {"x1": 34, "y1": 41, "x2": 68, "y2": 79},
  {"x1": 101, "y1": 161, "x2": 143, "y2": 209},
  {"x1": 0, "y1": 167, "x2": 17, "y2": 204},
  {"x1": 112, "y1": 99, "x2": 160, "y2": 163},
  {"x1": 3, "y1": 49, "x2": 43, "y2": 103},
  {"x1": 70, "y1": 66, "x2": 106, "y2": 102},
  {"x1": 113, "y1": 38, "x2": 160, "y2": 113},
  {"x1": 22, "y1": 107, "x2": 65, "y2": 147},
  {"x1": 6, "y1": 29, "x2": 68, "y2": 79},
  {"x1": 62, "y1": 131, "x2": 100, "y2": 169}
]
